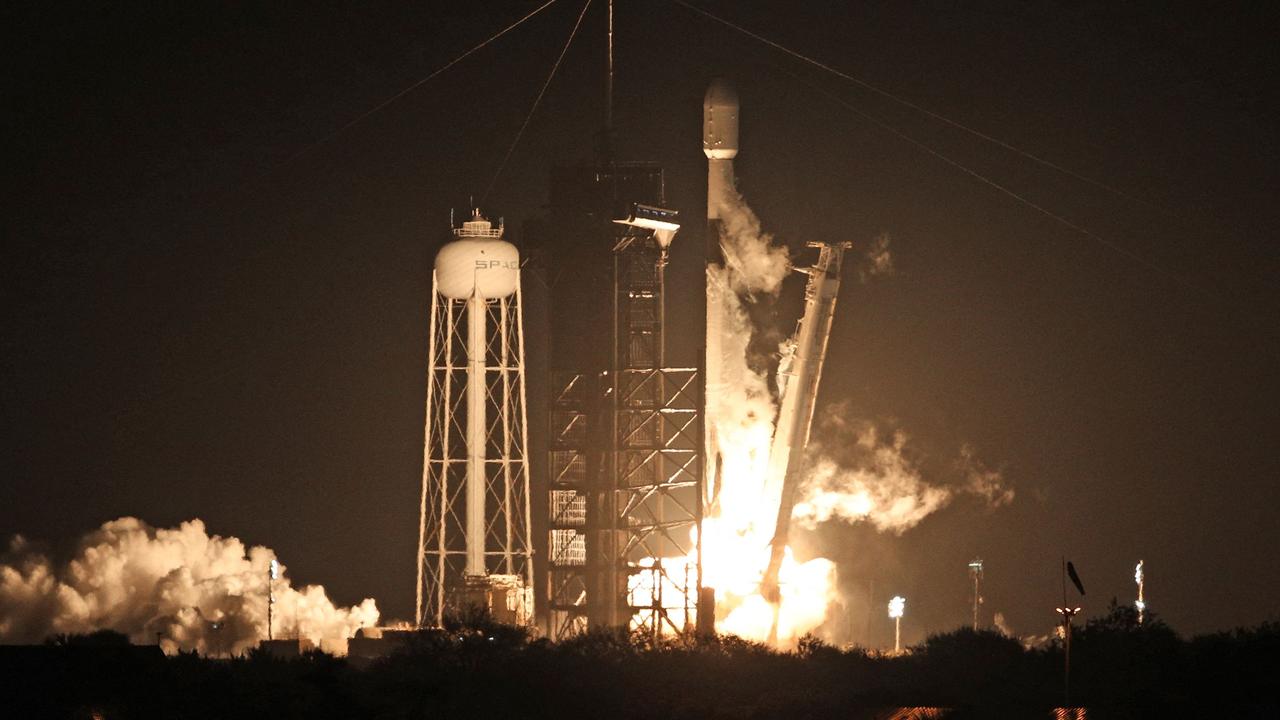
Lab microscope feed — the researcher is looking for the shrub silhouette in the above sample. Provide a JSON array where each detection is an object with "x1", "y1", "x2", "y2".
[{"x1": 4, "y1": 614, "x2": 1278, "y2": 718}]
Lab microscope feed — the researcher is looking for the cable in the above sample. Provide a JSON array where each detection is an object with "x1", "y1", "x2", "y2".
[
  {"x1": 16, "y1": 3, "x2": 580, "y2": 471},
  {"x1": 669, "y1": 0, "x2": 1165, "y2": 215},
  {"x1": 481, "y1": 0, "x2": 593, "y2": 205},
  {"x1": 790, "y1": 71, "x2": 1209, "y2": 297},
  {"x1": 288, "y1": 0, "x2": 558, "y2": 165},
  {"x1": 20, "y1": 2, "x2": 560, "y2": 282}
]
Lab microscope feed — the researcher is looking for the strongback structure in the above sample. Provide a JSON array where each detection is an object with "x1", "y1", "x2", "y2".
[
  {"x1": 534, "y1": 163, "x2": 702, "y2": 640},
  {"x1": 417, "y1": 212, "x2": 535, "y2": 629}
]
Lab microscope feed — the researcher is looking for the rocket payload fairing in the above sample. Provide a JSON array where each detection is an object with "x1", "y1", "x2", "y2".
[
  {"x1": 704, "y1": 79, "x2": 739, "y2": 221},
  {"x1": 703, "y1": 79, "x2": 739, "y2": 521}
]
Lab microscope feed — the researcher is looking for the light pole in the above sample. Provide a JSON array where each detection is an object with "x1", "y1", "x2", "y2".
[
  {"x1": 1056, "y1": 605, "x2": 1081, "y2": 705},
  {"x1": 268, "y1": 559, "x2": 278, "y2": 642},
  {"x1": 1135, "y1": 560, "x2": 1145, "y2": 626},
  {"x1": 968, "y1": 559, "x2": 983, "y2": 630},
  {"x1": 888, "y1": 595, "x2": 905, "y2": 654}
]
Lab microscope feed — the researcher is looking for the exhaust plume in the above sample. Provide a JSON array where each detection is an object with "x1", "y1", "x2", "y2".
[
  {"x1": 701, "y1": 191, "x2": 1011, "y2": 645},
  {"x1": 858, "y1": 232, "x2": 894, "y2": 282},
  {"x1": 794, "y1": 414, "x2": 1013, "y2": 533},
  {"x1": 0, "y1": 517, "x2": 378, "y2": 655},
  {"x1": 719, "y1": 191, "x2": 790, "y2": 295},
  {"x1": 959, "y1": 444, "x2": 1015, "y2": 508}
]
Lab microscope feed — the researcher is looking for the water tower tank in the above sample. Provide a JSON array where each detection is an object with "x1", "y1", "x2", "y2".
[{"x1": 435, "y1": 212, "x2": 519, "y2": 300}]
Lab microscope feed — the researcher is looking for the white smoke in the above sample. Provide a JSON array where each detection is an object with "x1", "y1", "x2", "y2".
[
  {"x1": 793, "y1": 417, "x2": 1013, "y2": 534},
  {"x1": 706, "y1": 189, "x2": 792, "y2": 524},
  {"x1": 718, "y1": 190, "x2": 791, "y2": 295},
  {"x1": 793, "y1": 425, "x2": 952, "y2": 534},
  {"x1": 0, "y1": 517, "x2": 378, "y2": 655},
  {"x1": 959, "y1": 444, "x2": 1015, "y2": 508},
  {"x1": 859, "y1": 232, "x2": 894, "y2": 282},
  {"x1": 708, "y1": 270, "x2": 778, "y2": 496},
  {"x1": 704, "y1": 189, "x2": 839, "y2": 644}
]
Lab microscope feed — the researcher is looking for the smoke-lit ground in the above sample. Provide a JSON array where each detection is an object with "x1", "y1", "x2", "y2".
[{"x1": 0, "y1": 518, "x2": 377, "y2": 655}]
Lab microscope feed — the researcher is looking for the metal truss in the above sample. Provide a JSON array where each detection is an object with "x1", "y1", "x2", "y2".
[
  {"x1": 541, "y1": 163, "x2": 702, "y2": 641},
  {"x1": 417, "y1": 280, "x2": 535, "y2": 628},
  {"x1": 547, "y1": 372, "x2": 591, "y2": 639},
  {"x1": 614, "y1": 367, "x2": 702, "y2": 640}
]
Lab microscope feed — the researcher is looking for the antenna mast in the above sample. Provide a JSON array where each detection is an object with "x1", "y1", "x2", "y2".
[
  {"x1": 605, "y1": 0, "x2": 613, "y2": 134},
  {"x1": 969, "y1": 558, "x2": 984, "y2": 630}
]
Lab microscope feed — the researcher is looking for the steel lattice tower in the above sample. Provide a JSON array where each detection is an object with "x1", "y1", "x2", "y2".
[
  {"x1": 416, "y1": 212, "x2": 535, "y2": 629},
  {"x1": 540, "y1": 163, "x2": 702, "y2": 640}
]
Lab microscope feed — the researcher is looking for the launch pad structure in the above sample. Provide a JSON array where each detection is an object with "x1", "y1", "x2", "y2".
[
  {"x1": 537, "y1": 163, "x2": 704, "y2": 641},
  {"x1": 417, "y1": 80, "x2": 852, "y2": 645},
  {"x1": 415, "y1": 3, "x2": 850, "y2": 641}
]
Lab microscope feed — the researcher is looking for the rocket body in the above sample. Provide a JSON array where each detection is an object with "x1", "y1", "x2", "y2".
[
  {"x1": 704, "y1": 79, "x2": 739, "y2": 222},
  {"x1": 704, "y1": 79, "x2": 739, "y2": 515}
]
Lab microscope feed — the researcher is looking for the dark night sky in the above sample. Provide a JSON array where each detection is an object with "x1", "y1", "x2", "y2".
[{"x1": 4, "y1": 1, "x2": 1278, "y2": 645}]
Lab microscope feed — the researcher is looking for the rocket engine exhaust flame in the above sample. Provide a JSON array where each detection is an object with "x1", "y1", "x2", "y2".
[
  {"x1": 693, "y1": 79, "x2": 1012, "y2": 647},
  {"x1": 701, "y1": 187, "x2": 839, "y2": 647},
  {"x1": 703, "y1": 213, "x2": 1013, "y2": 646},
  {"x1": 0, "y1": 518, "x2": 378, "y2": 655}
]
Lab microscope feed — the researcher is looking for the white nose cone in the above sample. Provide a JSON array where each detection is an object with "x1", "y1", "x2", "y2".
[
  {"x1": 435, "y1": 215, "x2": 519, "y2": 299},
  {"x1": 703, "y1": 78, "x2": 739, "y2": 160}
]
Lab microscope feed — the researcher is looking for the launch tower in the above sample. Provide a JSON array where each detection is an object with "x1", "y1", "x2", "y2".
[{"x1": 537, "y1": 165, "x2": 702, "y2": 641}]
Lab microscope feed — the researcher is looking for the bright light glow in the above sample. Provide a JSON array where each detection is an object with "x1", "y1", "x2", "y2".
[
  {"x1": 888, "y1": 595, "x2": 905, "y2": 619},
  {"x1": 269, "y1": 558, "x2": 279, "y2": 581},
  {"x1": 686, "y1": 199, "x2": 837, "y2": 646},
  {"x1": 1135, "y1": 600, "x2": 1146, "y2": 611},
  {"x1": 0, "y1": 517, "x2": 377, "y2": 655},
  {"x1": 1134, "y1": 560, "x2": 1143, "y2": 585}
]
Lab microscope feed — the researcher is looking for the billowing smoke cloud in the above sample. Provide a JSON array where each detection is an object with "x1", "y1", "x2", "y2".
[
  {"x1": 959, "y1": 444, "x2": 1015, "y2": 508},
  {"x1": 859, "y1": 232, "x2": 894, "y2": 282},
  {"x1": 793, "y1": 426, "x2": 952, "y2": 534},
  {"x1": 718, "y1": 190, "x2": 791, "y2": 295},
  {"x1": 0, "y1": 518, "x2": 378, "y2": 655},
  {"x1": 793, "y1": 411, "x2": 1013, "y2": 534},
  {"x1": 704, "y1": 189, "x2": 840, "y2": 645},
  {"x1": 706, "y1": 190, "x2": 792, "y2": 520}
]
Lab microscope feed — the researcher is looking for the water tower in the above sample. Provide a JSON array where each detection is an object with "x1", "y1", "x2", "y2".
[{"x1": 416, "y1": 210, "x2": 534, "y2": 628}]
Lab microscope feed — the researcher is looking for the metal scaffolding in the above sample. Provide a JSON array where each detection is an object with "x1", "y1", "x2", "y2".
[
  {"x1": 541, "y1": 164, "x2": 701, "y2": 640},
  {"x1": 615, "y1": 367, "x2": 701, "y2": 639},
  {"x1": 417, "y1": 283, "x2": 535, "y2": 629},
  {"x1": 547, "y1": 371, "x2": 592, "y2": 638}
]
